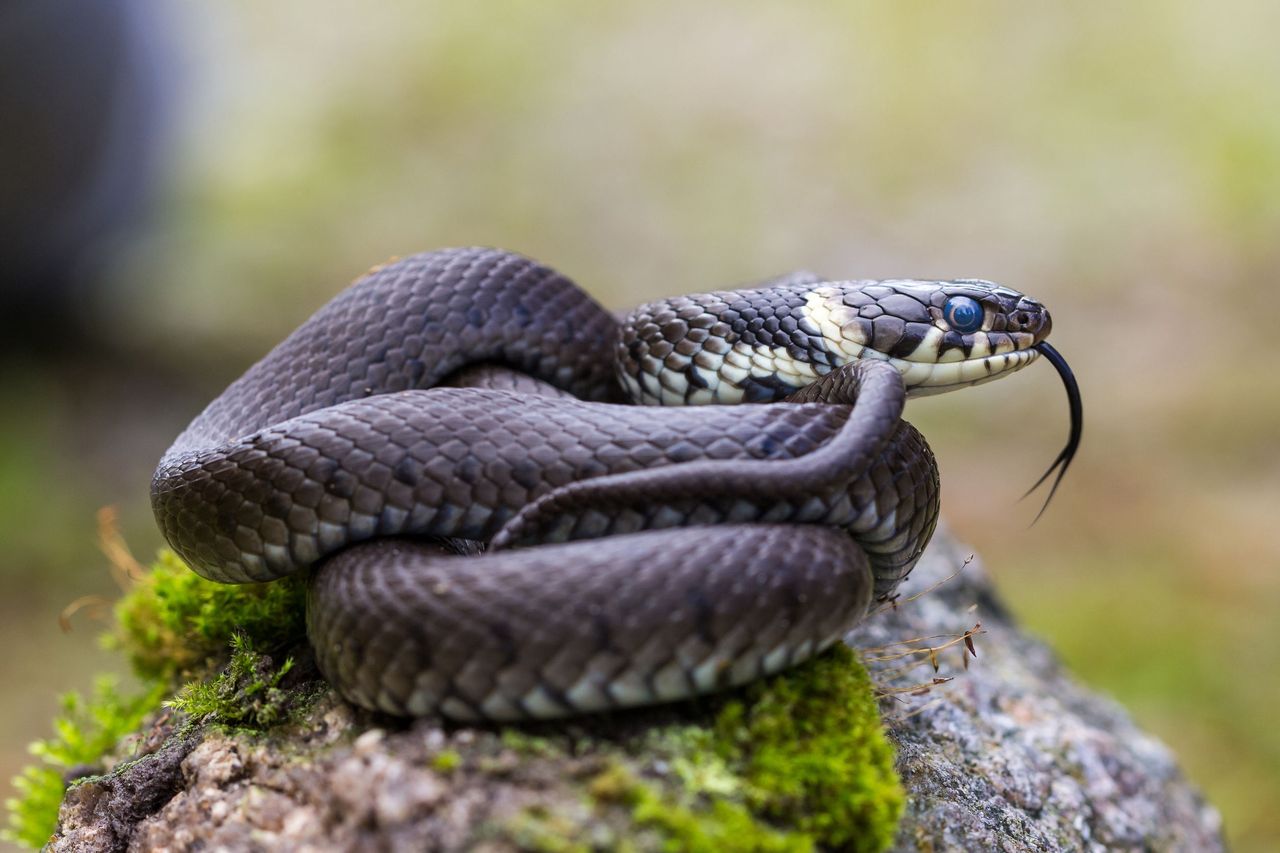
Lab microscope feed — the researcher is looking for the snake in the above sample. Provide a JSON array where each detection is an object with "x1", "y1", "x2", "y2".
[{"x1": 152, "y1": 247, "x2": 1080, "y2": 721}]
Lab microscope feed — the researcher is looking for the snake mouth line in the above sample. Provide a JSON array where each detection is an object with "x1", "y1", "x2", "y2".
[
  {"x1": 897, "y1": 346, "x2": 1040, "y2": 397},
  {"x1": 1023, "y1": 341, "x2": 1082, "y2": 522}
]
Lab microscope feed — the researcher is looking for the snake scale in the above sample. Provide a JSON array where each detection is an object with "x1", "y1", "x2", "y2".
[{"x1": 152, "y1": 247, "x2": 1080, "y2": 721}]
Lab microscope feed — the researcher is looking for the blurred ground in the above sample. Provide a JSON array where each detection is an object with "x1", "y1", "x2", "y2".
[{"x1": 2, "y1": 1, "x2": 1277, "y2": 849}]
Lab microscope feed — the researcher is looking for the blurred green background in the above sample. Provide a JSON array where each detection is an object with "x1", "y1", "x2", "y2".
[{"x1": 3, "y1": 1, "x2": 1278, "y2": 849}]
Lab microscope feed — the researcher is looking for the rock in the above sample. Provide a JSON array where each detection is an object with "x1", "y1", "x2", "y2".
[
  {"x1": 49, "y1": 526, "x2": 1224, "y2": 852},
  {"x1": 51, "y1": 722, "x2": 200, "y2": 852},
  {"x1": 850, "y1": 529, "x2": 1224, "y2": 852}
]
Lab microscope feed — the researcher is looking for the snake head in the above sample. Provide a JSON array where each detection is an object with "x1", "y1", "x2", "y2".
[
  {"x1": 619, "y1": 277, "x2": 1052, "y2": 405},
  {"x1": 810, "y1": 279, "x2": 1078, "y2": 519},
  {"x1": 806, "y1": 279, "x2": 1052, "y2": 396},
  {"x1": 619, "y1": 274, "x2": 1077, "y2": 520}
]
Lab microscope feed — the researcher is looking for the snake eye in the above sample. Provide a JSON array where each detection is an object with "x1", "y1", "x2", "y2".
[{"x1": 942, "y1": 296, "x2": 984, "y2": 334}]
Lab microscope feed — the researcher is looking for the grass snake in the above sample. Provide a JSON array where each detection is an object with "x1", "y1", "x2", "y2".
[{"x1": 152, "y1": 247, "x2": 1080, "y2": 721}]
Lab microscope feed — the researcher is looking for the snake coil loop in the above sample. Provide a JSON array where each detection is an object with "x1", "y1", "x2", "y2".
[{"x1": 153, "y1": 247, "x2": 1076, "y2": 720}]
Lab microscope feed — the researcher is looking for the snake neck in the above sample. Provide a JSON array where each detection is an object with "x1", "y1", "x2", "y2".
[{"x1": 616, "y1": 276, "x2": 1050, "y2": 406}]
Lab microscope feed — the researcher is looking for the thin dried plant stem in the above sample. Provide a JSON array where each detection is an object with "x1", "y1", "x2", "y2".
[
  {"x1": 871, "y1": 554, "x2": 974, "y2": 616},
  {"x1": 880, "y1": 695, "x2": 946, "y2": 723},
  {"x1": 58, "y1": 595, "x2": 113, "y2": 632},
  {"x1": 863, "y1": 555, "x2": 985, "y2": 707},
  {"x1": 97, "y1": 506, "x2": 147, "y2": 588},
  {"x1": 60, "y1": 507, "x2": 149, "y2": 633}
]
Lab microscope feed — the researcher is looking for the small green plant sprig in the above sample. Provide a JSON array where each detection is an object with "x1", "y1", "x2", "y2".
[
  {"x1": 5, "y1": 513, "x2": 309, "y2": 848},
  {"x1": 2, "y1": 678, "x2": 165, "y2": 848},
  {"x1": 165, "y1": 633, "x2": 296, "y2": 728}
]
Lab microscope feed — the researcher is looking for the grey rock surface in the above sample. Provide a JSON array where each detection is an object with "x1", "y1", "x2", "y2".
[
  {"x1": 852, "y1": 529, "x2": 1224, "y2": 852},
  {"x1": 50, "y1": 526, "x2": 1224, "y2": 852}
]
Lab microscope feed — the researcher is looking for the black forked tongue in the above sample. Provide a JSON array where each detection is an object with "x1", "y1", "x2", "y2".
[{"x1": 1022, "y1": 342, "x2": 1082, "y2": 523}]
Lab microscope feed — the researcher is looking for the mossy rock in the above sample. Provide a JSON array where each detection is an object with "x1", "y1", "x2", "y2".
[
  {"x1": 39, "y1": 649, "x2": 902, "y2": 851},
  {"x1": 7, "y1": 549, "x2": 904, "y2": 851},
  {"x1": 9, "y1": 532, "x2": 1227, "y2": 851}
]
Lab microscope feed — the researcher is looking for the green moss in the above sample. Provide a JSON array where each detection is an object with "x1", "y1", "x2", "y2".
[
  {"x1": 500, "y1": 728, "x2": 562, "y2": 758},
  {"x1": 105, "y1": 549, "x2": 312, "y2": 730},
  {"x1": 632, "y1": 786, "x2": 808, "y2": 853},
  {"x1": 431, "y1": 749, "x2": 462, "y2": 773},
  {"x1": 710, "y1": 645, "x2": 905, "y2": 850},
  {"x1": 581, "y1": 646, "x2": 904, "y2": 852},
  {"x1": 11, "y1": 546, "x2": 902, "y2": 851},
  {"x1": 166, "y1": 633, "x2": 301, "y2": 729},
  {"x1": 592, "y1": 763, "x2": 809, "y2": 852},
  {"x1": 502, "y1": 804, "x2": 593, "y2": 853},
  {"x1": 488, "y1": 647, "x2": 901, "y2": 851},
  {"x1": 6, "y1": 550, "x2": 311, "y2": 848},
  {"x1": 2, "y1": 678, "x2": 165, "y2": 849},
  {"x1": 108, "y1": 549, "x2": 307, "y2": 682}
]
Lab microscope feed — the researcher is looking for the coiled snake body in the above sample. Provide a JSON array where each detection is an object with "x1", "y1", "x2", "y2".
[{"x1": 153, "y1": 248, "x2": 1076, "y2": 721}]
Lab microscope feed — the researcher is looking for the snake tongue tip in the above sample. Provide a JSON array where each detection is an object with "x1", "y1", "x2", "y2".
[
  {"x1": 1022, "y1": 342, "x2": 1082, "y2": 524},
  {"x1": 1018, "y1": 454, "x2": 1067, "y2": 528}
]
